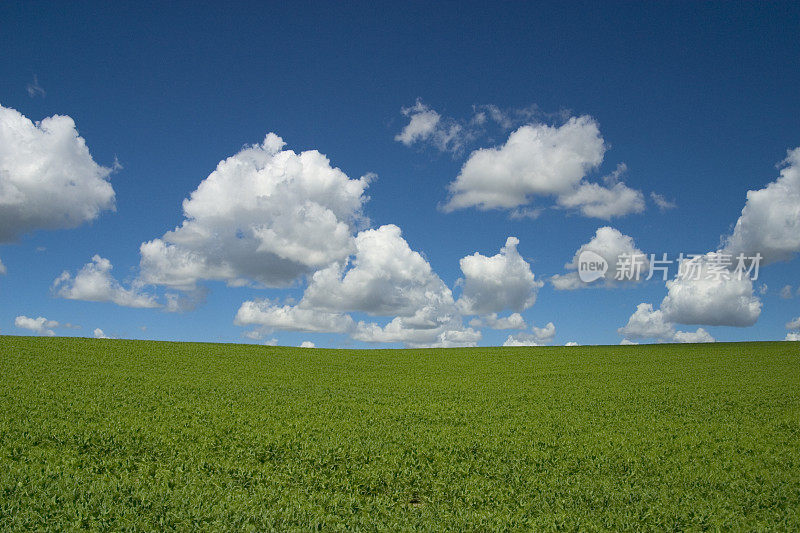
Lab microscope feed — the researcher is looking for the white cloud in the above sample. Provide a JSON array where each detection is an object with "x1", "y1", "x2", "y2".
[
  {"x1": 0, "y1": 104, "x2": 115, "y2": 242},
  {"x1": 302, "y1": 225, "x2": 453, "y2": 317},
  {"x1": 786, "y1": 332, "x2": 800, "y2": 341},
  {"x1": 235, "y1": 223, "x2": 479, "y2": 348},
  {"x1": 139, "y1": 133, "x2": 372, "y2": 291},
  {"x1": 671, "y1": 328, "x2": 715, "y2": 343},
  {"x1": 263, "y1": 338, "x2": 278, "y2": 346},
  {"x1": 395, "y1": 101, "x2": 540, "y2": 154},
  {"x1": 398, "y1": 107, "x2": 642, "y2": 219},
  {"x1": 503, "y1": 322, "x2": 556, "y2": 346},
  {"x1": 394, "y1": 100, "x2": 464, "y2": 153},
  {"x1": 660, "y1": 253, "x2": 761, "y2": 327},
  {"x1": 565, "y1": 341, "x2": 580, "y2": 346},
  {"x1": 787, "y1": 317, "x2": 800, "y2": 330},
  {"x1": 614, "y1": 148, "x2": 800, "y2": 337},
  {"x1": 619, "y1": 339, "x2": 639, "y2": 345},
  {"x1": 53, "y1": 255, "x2": 160, "y2": 308},
  {"x1": 556, "y1": 164, "x2": 645, "y2": 219},
  {"x1": 650, "y1": 192, "x2": 677, "y2": 211},
  {"x1": 353, "y1": 318, "x2": 481, "y2": 348},
  {"x1": 456, "y1": 237, "x2": 543, "y2": 315},
  {"x1": 618, "y1": 303, "x2": 715, "y2": 344},
  {"x1": 0, "y1": 257, "x2": 5, "y2": 275},
  {"x1": 469, "y1": 312, "x2": 526, "y2": 330},
  {"x1": 532, "y1": 322, "x2": 556, "y2": 342},
  {"x1": 759, "y1": 283, "x2": 768, "y2": 295},
  {"x1": 444, "y1": 116, "x2": 606, "y2": 212},
  {"x1": 551, "y1": 226, "x2": 649, "y2": 290},
  {"x1": 350, "y1": 303, "x2": 479, "y2": 348},
  {"x1": 234, "y1": 300, "x2": 354, "y2": 333},
  {"x1": 299, "y1": 341, "x2": 315, "y2": 348},
  {"x1": 14, "y1": 315, "x2": 59, "y2": 336},
  {"x1": 557, "y1": 179, "x2": 645, "y2": 219},
  {"x1": 623, "y1": 146, "x2": 799, "y2": 339},
  {"x1": 618, "y1": 303, "x2": 674, "y2": 340},
  {"x1": 93, "y1": 328, "x2": 109, "y2": 339},
  {"x1": 394, "y1": 100, "x2": 440, "y2": 145},
  {"x1": 441, "y1": 117, "x2": 645, "y2": 220},
  {"x1": 722, "y1": 147, "x2": 800, "y2": 265}
]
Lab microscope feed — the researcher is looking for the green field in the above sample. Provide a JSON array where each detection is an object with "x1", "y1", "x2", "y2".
[{"x1": 1, "y1": 336, "x2": 798, "y2": 530}]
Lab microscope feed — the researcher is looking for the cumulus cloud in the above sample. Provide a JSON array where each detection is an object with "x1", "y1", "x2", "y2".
[
  {"x1": 395, "y1": 101, "x2": 441, "y2": 145},
  {"x1": 394, "y1": 100, "x2": 465, "y2": 153},
  {"x1": 551, "y1": 226, "x2": 650, "y2": 290},
  {"x1": 556, "y1": 164, "x2": 645, "y2": 219},
  {"x1": 557, "y1": 179, "x2": 645, "y2": 219},
  {"x1": 139, "y1": 133, "x2": 372, "y2": 291},
  {"x1": 618, "y1": 303, "x2": 674, "y2": 340},
  {"x1": 787, "y1": 317, "x2": 800, "y2": 331},
  {"x1": 299, "y1": 341, "x2": 315, "y2": 348},
  {"x1": 302, "y1": 225, "x2": 453, "y2": 317},
  {"x1": 615, "y1": 147, "x2": 800, "y2": 338},
  {"x1": 353, "y1": 318, "x2": 481, "y2": 348},
  {"x1": 660, "y1": 253, "x2": 761, "y2": 327},
  {"x1": 456, "y1": 237, "x2": 543, "y2": 315},
  {"x1": 565, "y1": 341, "x2": 580, "y2": 346},
  {"x1": 618, "y1": 247, "x2": 762, "y2": 341},
  {"x1": 235, "y1": 224, "x2": 479, "y2": 348},
  {"x1": 671, "y1": 329, "x2": 716, "y2": 343},
  {"x1": 350, "y1": 294, "x2": 476, "y2": 349},
  {"x1": 441, "y1": 116, "x2": 645, "y2": 219},
  {"x1": 503, "y1": 322, "x2": 556, "y2": 346},
  {"x1": 93, "y1": 328, "x2": 109, "y2": 339},
  {"x1": 618, "y1": 303, "x2": 715, "y2": 344},
  {"x1": 53, "y1": 255, "x2": 160, "y2": 308},
  {"x1": 0, "y1": 104, "x2": 115, "y2": 242},
  {"x1": 469, "y1": 312, "x2": 526, "y2": 330},
  {"x1": 308, "y1": 224, "x2": 477, "y2": 347},
  {"x1": 234, "y1": 300, "x2": 355, "y2": 333},
  {"x1": 786, "y1": 332, "x2": 800, "y2": 341},
  {"x1": 444, "y1": 116, "x2": 606, "y2": 212},
  {"x1": 14, "y1": 315, "x2": 60, "y2": 336},
  {"x1": 722, "y1": 147, "x2": 800, "y2": 265}
]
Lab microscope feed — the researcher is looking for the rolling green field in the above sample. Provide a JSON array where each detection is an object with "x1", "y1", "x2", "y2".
[{"x1": 1, "y1": 336, "x2": 799, "y2": 530}]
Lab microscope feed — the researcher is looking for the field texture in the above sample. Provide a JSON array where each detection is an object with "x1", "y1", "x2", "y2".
[{"x1": 1, "y1": 337, "x2": 799, "y2": 530}]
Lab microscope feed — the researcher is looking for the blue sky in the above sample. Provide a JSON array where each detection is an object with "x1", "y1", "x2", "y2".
[{"x1": 1, "y1": 1, "x2": 799, "y2": 347}]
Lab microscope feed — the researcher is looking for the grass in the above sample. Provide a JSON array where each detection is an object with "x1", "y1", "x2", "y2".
[{"x1": 1, "y1": 336, "x2": 799, "y2": 530}]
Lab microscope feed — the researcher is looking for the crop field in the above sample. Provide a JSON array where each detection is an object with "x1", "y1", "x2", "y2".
[{"x1": 0, "y1": 336, "x2": 799, "y2": 530}]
